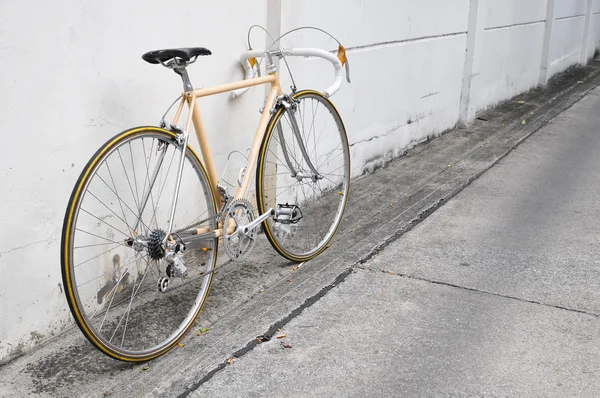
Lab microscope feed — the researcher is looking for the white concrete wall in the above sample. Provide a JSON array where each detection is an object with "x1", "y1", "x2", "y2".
[
  {"x1": 0, "y1": 0, "x2": 269, "y2": 362},
  {"x1": 588, "y1": 1, "x2": 600, "y2": 56},
  {"x1": 473, "y1": 0, "x2": 547, "y2": 112},
  {"x1": 549, "y1": 0, "x2": 588, "y2": 76},
  {"x1": 2, "y1": 0, "x2": 600, "y2": 362},
  {"x1": 279, "y1": 0, "x2": 470, "y2": 175}
]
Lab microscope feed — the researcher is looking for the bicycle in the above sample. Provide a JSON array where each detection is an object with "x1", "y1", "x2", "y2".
[{"x1": 61, "y1": 27, "x2": 351, "y2": 362}]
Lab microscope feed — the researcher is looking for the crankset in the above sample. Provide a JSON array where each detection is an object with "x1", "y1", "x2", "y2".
[{"x1": 222, "y1": 198, "x2": 274, "y2": 261}]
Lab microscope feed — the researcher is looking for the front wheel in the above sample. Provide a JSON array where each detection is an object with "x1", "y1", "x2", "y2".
[
  {"x1": 61, "y1": 127, "x2": 218, "y2": 361},
  {"x1": 256, "y1": 90, "x2": 350, "y2": 262}
]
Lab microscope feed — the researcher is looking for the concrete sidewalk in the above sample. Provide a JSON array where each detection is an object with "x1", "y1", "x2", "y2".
[
  {"x1": 2, "y1": 64, "x2": 600, "y2": 397},
  {"x1": 194, "y1": 85, "x2": 600, "y2": 398}
]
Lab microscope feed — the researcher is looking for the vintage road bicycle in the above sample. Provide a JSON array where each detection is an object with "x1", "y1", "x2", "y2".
[{"x1": 61, "y1": 27, "x2": 351, "y2": 361}]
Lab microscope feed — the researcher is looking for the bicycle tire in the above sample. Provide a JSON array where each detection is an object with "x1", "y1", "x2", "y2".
[
  {"x1": 256, "y1": 90, "x2": 350, "y2": 262},
  {"x1": 61, "y1": 126, "x2": 218, "y2": 362}
]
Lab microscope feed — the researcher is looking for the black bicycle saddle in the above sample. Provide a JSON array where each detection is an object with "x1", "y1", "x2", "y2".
[{"x1": 142, "y1": 47, "x2": 212, "y2": 65}]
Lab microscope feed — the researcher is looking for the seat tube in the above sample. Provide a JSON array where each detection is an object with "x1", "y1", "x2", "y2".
[{"x1": 189, "y1": 97, "x2": 221, "y2": 207}]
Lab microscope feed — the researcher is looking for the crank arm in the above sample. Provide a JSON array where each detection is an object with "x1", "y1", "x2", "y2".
[{"x1": 230, "y1": 208, "x2": 275, "y2": 239}]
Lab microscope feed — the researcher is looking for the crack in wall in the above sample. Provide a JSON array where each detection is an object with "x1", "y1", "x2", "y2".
[
  {"x1": 349, "y1": 124, "x2": 406, "y2": 148},
  {"x1": 0, "y1": 238, "x2": 51, "y2": 257}
]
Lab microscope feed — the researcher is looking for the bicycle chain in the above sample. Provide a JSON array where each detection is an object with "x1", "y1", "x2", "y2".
[
  {"x1": 173, "y1": 214, "x2": 220, "y2": 235},
  {"x1": 173, "y1": 187, "x2": 231, "y2": 234}
]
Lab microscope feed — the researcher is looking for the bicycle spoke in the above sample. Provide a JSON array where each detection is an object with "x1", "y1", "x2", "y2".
[
  {"x1": 75, "y1": 227, "x2": 127, "y2": 246},
  {"x1": 75, "y1": 243, "x2": 122, "y2": 269},
  {"x1": 65, "y1": 128, "x2": 227, "y2": 357},
  {"x1": 106, "y1": 162, "x2": 135, "y2": 236},
  {"x1": 119, "y1": 260, "x2": 151, "y2": 347},
  {"x1": 80, "y1": 207, "x2": 130, "y2": 238},
  {"x1": 117, "y1": 147, "x2": 142, "y2": 214},
  {"x1": 91, "y1": 176, "x2": 153, "y2": 233},
  {"x1": 259, "y1": 93, "x2": 348, "y2": 258},
  {"x1": 86, "y1": 254, "x2": 147, "y2": 307},
  {"x1": 141, "y1": 138, "x2": 160, "y2": 230},
  {"x1": 129, "y1": 142, "x2": 142, "y2": 214}
]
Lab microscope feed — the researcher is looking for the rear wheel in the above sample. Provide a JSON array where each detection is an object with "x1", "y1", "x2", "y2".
[
  {"x1": 256, "y1": 90, "x2": 350, "y2": 262},
  {"x1": 61, "y1": 127, "x2": 218, "y2": 362}
]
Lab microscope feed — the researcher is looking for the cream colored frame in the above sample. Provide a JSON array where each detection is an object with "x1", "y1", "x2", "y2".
[{"x1": 170, "y1": 71, "x2": 282, "y2": 236}]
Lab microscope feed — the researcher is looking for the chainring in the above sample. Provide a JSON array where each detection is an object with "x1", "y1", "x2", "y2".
[{"x1": 223, "y1": 198, "x2": 256, "y2": 261}]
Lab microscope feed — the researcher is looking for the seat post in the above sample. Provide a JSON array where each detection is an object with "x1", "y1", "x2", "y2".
[{"x1": 173, "y1": 66, "x2": 193, "y2": 92}]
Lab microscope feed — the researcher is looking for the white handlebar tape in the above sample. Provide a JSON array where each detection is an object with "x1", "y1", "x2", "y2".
[
  {"x1": 287, "y1": 48, "x2": 343, "y2": 98},
  {"x1": 231, "y1": 48, "x2": 344, "y2": 99},
  {"x1": 231, "y1": 50, "x2": 267, "y2": 99}
]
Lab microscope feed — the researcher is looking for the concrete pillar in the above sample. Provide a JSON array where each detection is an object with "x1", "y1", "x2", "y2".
[
  {"x1": 459, "y1": 0, "x2": 487, "y2": 127},
  {"x1": 266, "y1": 0, "x2": 282, "y2": 71},
  {"x1": 539, "y1": 0, "x2": 556, "y2": 86},
  {"x1": 580, "y1": 0, "x2": 594, "y2": 64}
]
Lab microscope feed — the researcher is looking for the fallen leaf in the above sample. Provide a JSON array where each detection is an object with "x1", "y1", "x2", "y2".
[
  {"x1": 337, "y1": 191, "x2": 343, "y2": 195},
  {"x1": 287, "y1": 279, "x2": 293, "y2": 283},
  {"x1": 578, "y1": 80, "x2": 583, "y2": 84},
  {"x1": 256, "y1": 336, "x2": 264, "y2": 344},
  {"x1": 226, "y1": 357, "x2": 233, "y2": 365},
  {"x1": 522, "y1": 120, "x2": 527, "y2": 125},
  {"x1": 177, "y1": 343, "x2": 185, "y2": 348},
  {"x1": 276, "y1": 334, "x2": 287, "y2": 339},
  {"x1": 104, "y1": 393, "x2": 111, "y2": 397},
  {"x1": 281, "y1": 343, "x2": 292, "y2": 349},
  {"x1": 404, "y1": 194, "x2": 408, "y2": 197},
  {"x1": 517, "y1": 100, "x2": 525, "y2": 104},
  {"x1": 388, "y1": 203, "x2": 392, "y2": 207},
  {"x1": 447, "y1": 164, "x2": 453, "y2": 168},
  {"x1": 259, "y1": 289, "x2": 265, "y2": 293},
  {"x1": 141, "y1": 365, "x2": 150, "y2": 372},
  {"x1": 388, "y1": 271, "x2": 395, "y2": 275},
  {"x1": 197, "y1": 327, "x2": 209, "y2": 336}
]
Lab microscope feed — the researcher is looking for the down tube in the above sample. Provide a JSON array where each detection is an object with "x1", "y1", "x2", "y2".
[{"x1": 234, "y1": 87, "x2": 280, "y2": 201}]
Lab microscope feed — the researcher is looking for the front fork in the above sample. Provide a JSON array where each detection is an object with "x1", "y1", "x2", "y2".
[{"x1": 276, "y1": 96, "x2": 323, "y2": 182}]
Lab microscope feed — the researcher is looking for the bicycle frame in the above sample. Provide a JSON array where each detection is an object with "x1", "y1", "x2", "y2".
[
  {"x1": 159, "y1": 46, "x2": 346, "y2": 243},
  {"x1": 169, "y1": 71, "x2": 282, "y2": 238}
]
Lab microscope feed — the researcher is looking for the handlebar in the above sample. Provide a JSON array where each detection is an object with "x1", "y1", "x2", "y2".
[{"x1": 230, "y1": 48, "x2": 347, "y2": 99}]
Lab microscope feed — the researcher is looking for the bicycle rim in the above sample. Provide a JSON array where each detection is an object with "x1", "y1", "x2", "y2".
[
  {"x1": 257, "y1": 90, "x2": 350, "y2": 261},
  {"x1": 61, "y1": 127, "x2": 218, "y2": 361}
]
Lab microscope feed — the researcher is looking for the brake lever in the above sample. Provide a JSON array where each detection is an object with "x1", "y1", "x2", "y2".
[{"x1": 345, "y1": 56, "x2": 351, "y2": 83}]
